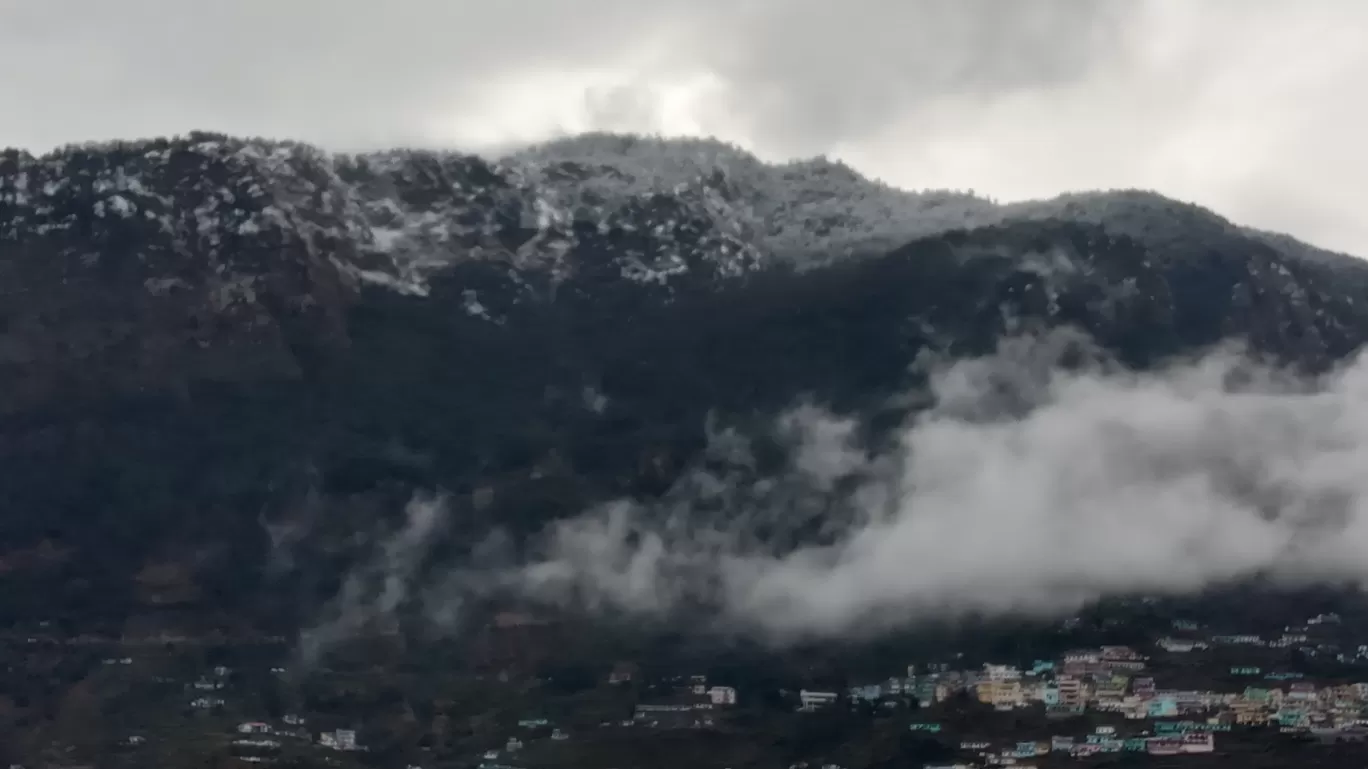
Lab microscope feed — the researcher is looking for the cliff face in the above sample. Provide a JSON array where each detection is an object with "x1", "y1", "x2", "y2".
[{"x1": 2, "y1": 131, "x2": 1368, "y2": 628}]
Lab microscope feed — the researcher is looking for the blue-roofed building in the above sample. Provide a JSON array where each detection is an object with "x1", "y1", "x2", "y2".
[{"x1": 1148, "y1": 697, "x2": 1178, "y2": 718}]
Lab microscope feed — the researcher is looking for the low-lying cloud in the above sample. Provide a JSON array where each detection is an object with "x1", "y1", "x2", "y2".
[
  {"x1": 306, "y1": 333, "x2": 1368, "y2": 655},
  {"x1": 299, "y1": 491, "x2": 448, "y2": 664}
]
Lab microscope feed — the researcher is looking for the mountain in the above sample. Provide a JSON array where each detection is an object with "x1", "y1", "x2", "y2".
[{"x1": 2, "y1": 130, "x2": 1368, "y2": 633}]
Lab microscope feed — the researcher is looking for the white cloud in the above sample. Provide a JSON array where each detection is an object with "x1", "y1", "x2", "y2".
[
  {"x1": 298, "y1": 334, "x2": 1368, "y2": 651},
  {"x1": 497, "y1": 335, "x2": 1368, "y2": 643}
]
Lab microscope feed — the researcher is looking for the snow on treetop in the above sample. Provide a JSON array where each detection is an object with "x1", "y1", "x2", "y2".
[
  {"x1": 2, "y1": 131, "x2": 1357, "y2": 302},
  {"x1": 499, "y1": 132, "x2": 998, "y2": 263}
]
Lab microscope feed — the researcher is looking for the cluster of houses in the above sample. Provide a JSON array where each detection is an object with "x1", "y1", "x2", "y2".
[
  {"x1": 803, "y1": 647, "x2": 1155, "y2": 716},
  {"x1": 934, "y1": 724, "x2": 1216, "y2": 767},
  {"x1": 630, "y1": 673, "x2": 739, "y2": 729},
  {"x1": 219, "y1": 717, "x2": 367, "y2": 764},
  {"x1": 90, "y1": 609, "x2": 1368, "y2": 767},
  {"x1": 1176, "y1": 613, "x2": 1368, "y2": 665},
  {"x1": 790, "y1": 628, "x2": 1368, "y2": 766},
  {"x1": 188, "y1": 664, "x2": 231, "y2": 709}
]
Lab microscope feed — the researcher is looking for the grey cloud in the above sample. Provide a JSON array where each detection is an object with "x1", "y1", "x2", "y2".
[
  {"x1": 2, "y1": 0, "x2": 1130, "y2": 152},
  {"x1": 3, "y1": 1, "x2": 1367, "y2": 253},
  {"x1": 2, "y1": 0, "x2": 678, "y2": 148},
  {"x1": 688, "y1": 0, "x2": 1135, "y2": 155}
]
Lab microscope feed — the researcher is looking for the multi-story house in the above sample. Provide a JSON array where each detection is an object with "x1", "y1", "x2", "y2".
[
  {"x1": 1132, "y1": 677, "x2": 1156, "y2": 697},
  {"x1": 1093, "y1": 675, "x2": 1129, "y2": 706},
  {"x1": 1230, "y1": 699, "x2": 1270, "y2": 726},
  {"x1": 1056, "y1": 675, "x2": 1088, "y2": 708},
  {"x1": 708, "y1": 686, "x2": 737, "y2": 706},
  {"x1": 1288, "y1": 682, "x2": 1319, "y2": 703},
  {"x1": 977, "y1": 679, "x2": 1024, "y2": 710}
]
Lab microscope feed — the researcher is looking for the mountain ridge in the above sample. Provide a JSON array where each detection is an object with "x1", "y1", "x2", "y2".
[{"x1": 3, "y1": 130, "x2": 1368, "y2": 635}]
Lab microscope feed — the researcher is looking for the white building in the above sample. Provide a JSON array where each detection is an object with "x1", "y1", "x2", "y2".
[
  {"x1": 799, "y1": 690, "x2": 839, "y2": 712},
  {"x1": 320, "y1": 729, "x2": 358, "y2": 750},
  {"x1": 983, "y1": 664, "x2": 1022, "y2": 681},
  {"x1": 1158, "y1": 638, "x2": 1197, "y2": 653},
  {"x1": 708, "y1": 686, "x2": 738, "y2": 706}
]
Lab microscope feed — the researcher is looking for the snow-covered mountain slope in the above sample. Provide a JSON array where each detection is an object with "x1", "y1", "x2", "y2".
[
  {"x1": 2, "y1": 130, "x2": 1366, "y2": 415},
  {"x1": 6, "y1": 130, "x2": 1368, "y2": 632},
  {"x1": 4, "y1": 131, "x2": 1359, "y2": 301}
]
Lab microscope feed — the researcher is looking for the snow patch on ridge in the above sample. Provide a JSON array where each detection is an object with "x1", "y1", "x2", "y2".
[{"x1": 2, "y1": 132, "x2": 1359, "y2": 316}]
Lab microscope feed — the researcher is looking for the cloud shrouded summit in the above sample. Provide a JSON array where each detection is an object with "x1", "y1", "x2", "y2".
[
  {"x1": 302, "y1": 335, "x2": 1368, "y2": 654},
  {"x1": 3, "y1": 0, "x2": 1367, "y2": 255}
]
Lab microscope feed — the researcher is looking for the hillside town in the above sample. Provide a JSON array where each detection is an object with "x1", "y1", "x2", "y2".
[{"x1": 10, "y1": 606, "x2": 1368, "y2": 768}]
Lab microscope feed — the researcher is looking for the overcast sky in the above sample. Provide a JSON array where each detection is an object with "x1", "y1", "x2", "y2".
[{"x1": 4, "y1": 0, "x2": 1366, "y2": 255}]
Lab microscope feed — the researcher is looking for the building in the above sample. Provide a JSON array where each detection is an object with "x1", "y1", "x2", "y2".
[
  {"x1": 237, "y1": 722, "x2": 273, "y2": 735},
  {"x1": 1180, "y1": 733, "x2": 1215, "y2": 753},
  {"x1": 1148, "y1": 697, "x2": 1179, "y2": 718},
  {"x1": 799, "y1": 690, "x2": 839, "y2": 712},
  {"x1": 849, "y1": 684, "x2": 882, "y2": 702},
  {"x1": 635, "y1": 696, "x2": 713, "y2": 729},
  {"x1": 1056, "y1": 675, "x2": 1087, "y2": 708},
  {"x1": 977, "y1": 679, "x2": 1023, "y2": 710},
  {"x1": 1094, "y1": 675, "x2": 1129, "y2": 704},
  {"x1": 1231, "y1": 701, "x2": 1270, "y2": 726},
  {"x1": 1101, "y1": 646, "x2": 1142, "y2": 661},
  {"x1": 1148, "y1": 738, "x2": 1183, "y2": 755},
  {"x1": 1288, "y1": 682, "x2": 1318, "y2": 702},
  {"x1": 1211, "y1": 634, "x2": 1263, "y2": 645},
  {"x1": 983, "y1": 664, "x2": 1022, "y2": 681},
  {"x1": 708, "y1": 686, "x2": 737, "y2": 706},
  {"x1": 319, "y1": 730, "x2": 357, "y2": 751}
]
